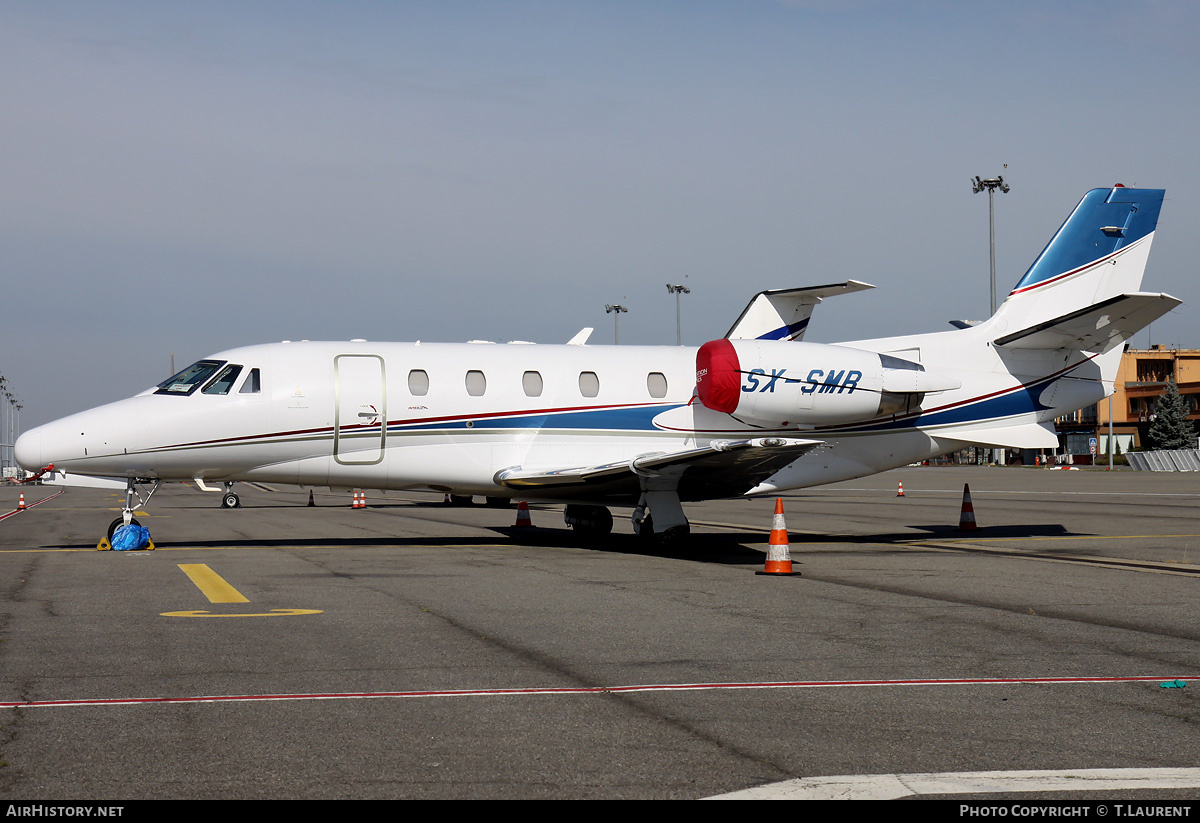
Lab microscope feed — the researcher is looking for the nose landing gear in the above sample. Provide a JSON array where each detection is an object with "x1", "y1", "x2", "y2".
[{"x1": 98, "y1": 477, "x2": 160, "y2": 550}]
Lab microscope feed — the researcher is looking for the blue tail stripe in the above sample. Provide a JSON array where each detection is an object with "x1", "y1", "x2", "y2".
[
  {"x1": 1011, "y1": 187, "x2": 1164, "y2": 293},
  {"x1": 756, "y1": 317, "x2": 810, "y2": 341}
]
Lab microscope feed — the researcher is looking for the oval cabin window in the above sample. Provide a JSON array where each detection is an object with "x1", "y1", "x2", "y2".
[
  {"x1": 578, "y1": 371, "x2": 600, "y2": 398},
  {"x1": 647, "y1": 372, "x2": 668, "y2": 398},
  {"x1": 466, "y1": 370, "x2": 487, "y2": 397},
  {"x1": 522, "y1": 371, "x2": 543, "y2": 397}
]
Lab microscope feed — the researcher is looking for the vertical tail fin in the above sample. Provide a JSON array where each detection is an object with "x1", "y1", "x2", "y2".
[{"x1": 991, "y1": 186, "x2": 1165, "y2": 336}]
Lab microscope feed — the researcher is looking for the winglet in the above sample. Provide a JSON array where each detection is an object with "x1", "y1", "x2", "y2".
[{"x1": 566, "y1": 327, "x2": 593, "y2": 345}]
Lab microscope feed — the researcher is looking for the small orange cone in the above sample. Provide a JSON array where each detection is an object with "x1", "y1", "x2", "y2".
[
  {"x1": 757, "y1": 498, "x2": 801, "y2": 576},
  {"x1": 307, "y1": 490, "x2": 315, "y2": 507},
  {"x1": 897, "y1": 481, "x2": 905, "y2": 497},
  {"x1": 352, "y1": 489, "x2": 365, "y2": 509},
  {"x1": 18, "y1": 492, "x2": 26, "y2": 510},
  {"x1": 513, "y1": 501, "x2": 533, "y2": 528},
  {"x1": 958, "y1": 483, "x2": 977, "y2": 530},
  {"x1": 443, "y1": 493, "x2": 452, "y2": 506}
]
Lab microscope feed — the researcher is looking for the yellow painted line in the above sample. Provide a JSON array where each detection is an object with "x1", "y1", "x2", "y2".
[
  {"x1": 929, "y1": 533, "x2": 1200, "y2": 544},
  {"x1": 178, "y1": 563, "x2": 250, "y2": 603},
  {"x1": 161, "y1": 609, "x2": 322, "y2": 617}
]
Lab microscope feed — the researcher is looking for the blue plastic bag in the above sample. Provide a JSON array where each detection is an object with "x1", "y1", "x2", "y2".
[{"x1": 111, "y1": 524, "x2": 151, "y2": 551}]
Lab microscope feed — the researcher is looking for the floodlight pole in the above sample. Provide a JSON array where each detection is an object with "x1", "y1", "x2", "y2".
[
  {"x1": 665, "y1": 284, "x2": 691, "y2": 346},
  {"x1": 972, "y1": 175, "x2": 1010, "y2": 316},
  {"x1": 605, "y1": 304, "x2": 627, "y2": 344},
  {"x1": 0, "y1": 378, "x2": 7, "y2": 471}
]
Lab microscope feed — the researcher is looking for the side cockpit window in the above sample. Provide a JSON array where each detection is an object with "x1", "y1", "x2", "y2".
[
  {"x1": 156, "y1": 360, "x2": 225, "y2": 396},
  {"x1": 203, "y1": 364, "x2": 243, "y2": 395},
  {"x1": 238, "y1": 368, "x2": 261, "y2": 394}
]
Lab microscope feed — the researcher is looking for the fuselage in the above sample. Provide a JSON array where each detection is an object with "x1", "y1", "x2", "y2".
[{"x1": 14, "y1": 327, "x2": 1104, "y2": 503}]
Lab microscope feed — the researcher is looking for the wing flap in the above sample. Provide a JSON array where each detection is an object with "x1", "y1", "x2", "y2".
[{"x1": 495, "y1": 437, "x2": 821, "y2": 500}]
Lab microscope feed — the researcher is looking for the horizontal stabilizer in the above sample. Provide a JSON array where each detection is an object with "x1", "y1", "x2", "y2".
[
  {"x1": 938, "y1": 421, "x2": 1061, "y2": 449},
  {"x1": 495, "y1": 437, "x2": 820, "y2": 500},
  {"x1": 994, "y1": 293, "x2": 1181, "y2": 352},
  {"x1": 726, "y1": 281, "x2": 874, "y2": 341}
]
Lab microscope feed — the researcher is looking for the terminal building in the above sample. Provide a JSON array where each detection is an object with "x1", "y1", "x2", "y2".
[{"x1": 1055, "y1": 346, "x2": 1200, "y2": 463}]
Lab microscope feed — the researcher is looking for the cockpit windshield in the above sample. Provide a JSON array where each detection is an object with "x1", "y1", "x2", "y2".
[
  {"x1": 202, "y1": 364, "x2": 243, "y2": 395},
  {"x1": 156, "y1": 360, "x2": 225, "y2": 396}
]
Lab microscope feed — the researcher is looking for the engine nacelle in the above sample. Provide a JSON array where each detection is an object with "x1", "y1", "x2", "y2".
[{"x1": 695, "y1": 339, "x2": 952, "y2": 427}]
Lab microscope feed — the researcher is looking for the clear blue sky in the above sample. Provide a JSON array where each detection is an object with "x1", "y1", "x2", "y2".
[{"x1": 4, "y1": 0, "x2": 1198, "y2": 427}]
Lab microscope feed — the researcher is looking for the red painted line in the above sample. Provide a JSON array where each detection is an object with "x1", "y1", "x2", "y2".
[
  {"x1": 1008, "y1": 236, "x2": 1145, "y2": 296},
  {"x1": 0, "y1": 488, "x2": 67, "y2": 522},
  {"x1": 2, "y1": 674, "x2": 1190, "y2": 710}
]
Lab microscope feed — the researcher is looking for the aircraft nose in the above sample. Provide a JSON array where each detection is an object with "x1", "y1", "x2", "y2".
[{"x1": 14, "y1": 427, "x2": 42, "y2": 471}]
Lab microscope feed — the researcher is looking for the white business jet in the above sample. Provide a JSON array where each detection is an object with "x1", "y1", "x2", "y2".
[{"x1": 15, "y1": 185, "x2": 1178, "y2": 545}]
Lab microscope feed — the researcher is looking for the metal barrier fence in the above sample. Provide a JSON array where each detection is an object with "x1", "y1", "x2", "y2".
[{"x1": 1126, "y1": 450, "x2": 1200, "y2": 471}]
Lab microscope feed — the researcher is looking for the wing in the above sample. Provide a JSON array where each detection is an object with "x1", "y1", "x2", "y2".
[
  {"x1": 725, "y1": 281, "x2": 875, "y2": 341},
  {"x1": 494, "y1": 437, "x2": 821, "y2": 502}
]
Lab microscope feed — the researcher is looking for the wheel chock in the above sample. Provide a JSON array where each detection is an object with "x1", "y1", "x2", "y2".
[{"x1": 97, "y1": 538, "x2": 112, "y2": 551}]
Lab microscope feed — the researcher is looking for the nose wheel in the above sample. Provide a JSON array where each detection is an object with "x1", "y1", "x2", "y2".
[
  {"x1": 106, "y1": 516, "x2": 141, "y2": 542},
  {"x1": 97, "y1": 477, "x2": 159, "y2": 550}
]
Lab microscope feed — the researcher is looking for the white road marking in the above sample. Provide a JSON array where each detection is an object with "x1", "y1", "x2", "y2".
[{"x1": 708, "y1": 767, "x2": 1200, "y2": 799}]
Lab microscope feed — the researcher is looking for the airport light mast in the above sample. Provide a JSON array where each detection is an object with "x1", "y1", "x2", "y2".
[
  {"x1": 665, "y1": 283, "x2": 691, "y2": 346},
  {"x1": 0, "y1": 377, "x2": 7, "y2": 472},
  {"x1": 972, "y1": 173, "x2": 1010, "y2": 315},
  {"x1": 605, "y1": 304, "x2": 627, "y2": 344}
]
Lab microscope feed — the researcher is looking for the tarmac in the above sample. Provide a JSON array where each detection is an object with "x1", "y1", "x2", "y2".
[{"x1": 1, "y1": 466, "x2": 1199, "y2": 799}]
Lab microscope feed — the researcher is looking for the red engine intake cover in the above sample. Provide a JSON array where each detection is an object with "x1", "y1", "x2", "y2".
[{"x1": 696, "y1": 339, "x2": 741, "y2": 414}]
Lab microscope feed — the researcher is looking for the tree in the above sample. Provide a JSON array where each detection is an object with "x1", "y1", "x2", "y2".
[{"x1": 1147, "y1": 377, "x2": 1195, "y2": 450}]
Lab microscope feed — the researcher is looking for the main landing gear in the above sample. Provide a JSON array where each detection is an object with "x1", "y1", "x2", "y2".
[
  {"x1": 562, "y1": 491, "x2": 691, "y2": 545},
  {"x1": 104, "y1": 477, "x2": 161, "y2": 543},
  {"x1": 220, "y1": 482, "x2": 241, "y2": 509},
  {"x1": 631, "y1": 490, "x2": 691, "y2": 546}
]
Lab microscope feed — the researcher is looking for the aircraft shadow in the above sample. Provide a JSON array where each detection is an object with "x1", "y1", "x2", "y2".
[
  {"x1": 44, "y1": 528, "x2": 770, "y2": 566},
  {"x1": 43, "y1": 523, "x2": 1088, "y2": 564}
]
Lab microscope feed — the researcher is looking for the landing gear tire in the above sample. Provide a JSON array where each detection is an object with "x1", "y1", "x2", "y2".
[
  {"x1": 449, "y1": 495, "x2": 474, "y2": 507},
  {"x1": 656, "y1": 524, "x2": 691, "y2": 547},
  {"x1": 221, "y1": 492, "x2": 241, "y2": 509},
  {"x1": 564, "y1": 504, "x2": 613, "y2": 536},
  {"x1": 107, "y1": 516, "x2": 140, "y2": 542},
  {"x1": 484, "y1": 496, "x2": 513, "y2": 509}
]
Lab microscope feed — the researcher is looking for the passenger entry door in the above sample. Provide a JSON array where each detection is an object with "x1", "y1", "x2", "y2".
[{"x1": 334, "y1": 354, "x2": 386, "y2": 465}]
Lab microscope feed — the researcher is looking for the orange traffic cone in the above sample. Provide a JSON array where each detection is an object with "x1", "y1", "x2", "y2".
[
  {"x1": 757, "y1": 498, "x2": 801, "y2": 576},
  {"x1": 352, "y1": 489, "x2": 365, "y2": 509},
  {"x1": 897, "y1": 481, "x2": 905, "y2": 497},
  {"x1": 513, "y1": 501, "x2": 533, "y2": 528},
  {"x1": 958, "y1": 483, "x2": 977, "y2": 530},
  {"x1": 18, "y1": 492, "x2": 26, "y2": 510},
  {"x1": 307, "y1": 490, "x2": 315, "y2": 507}
]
